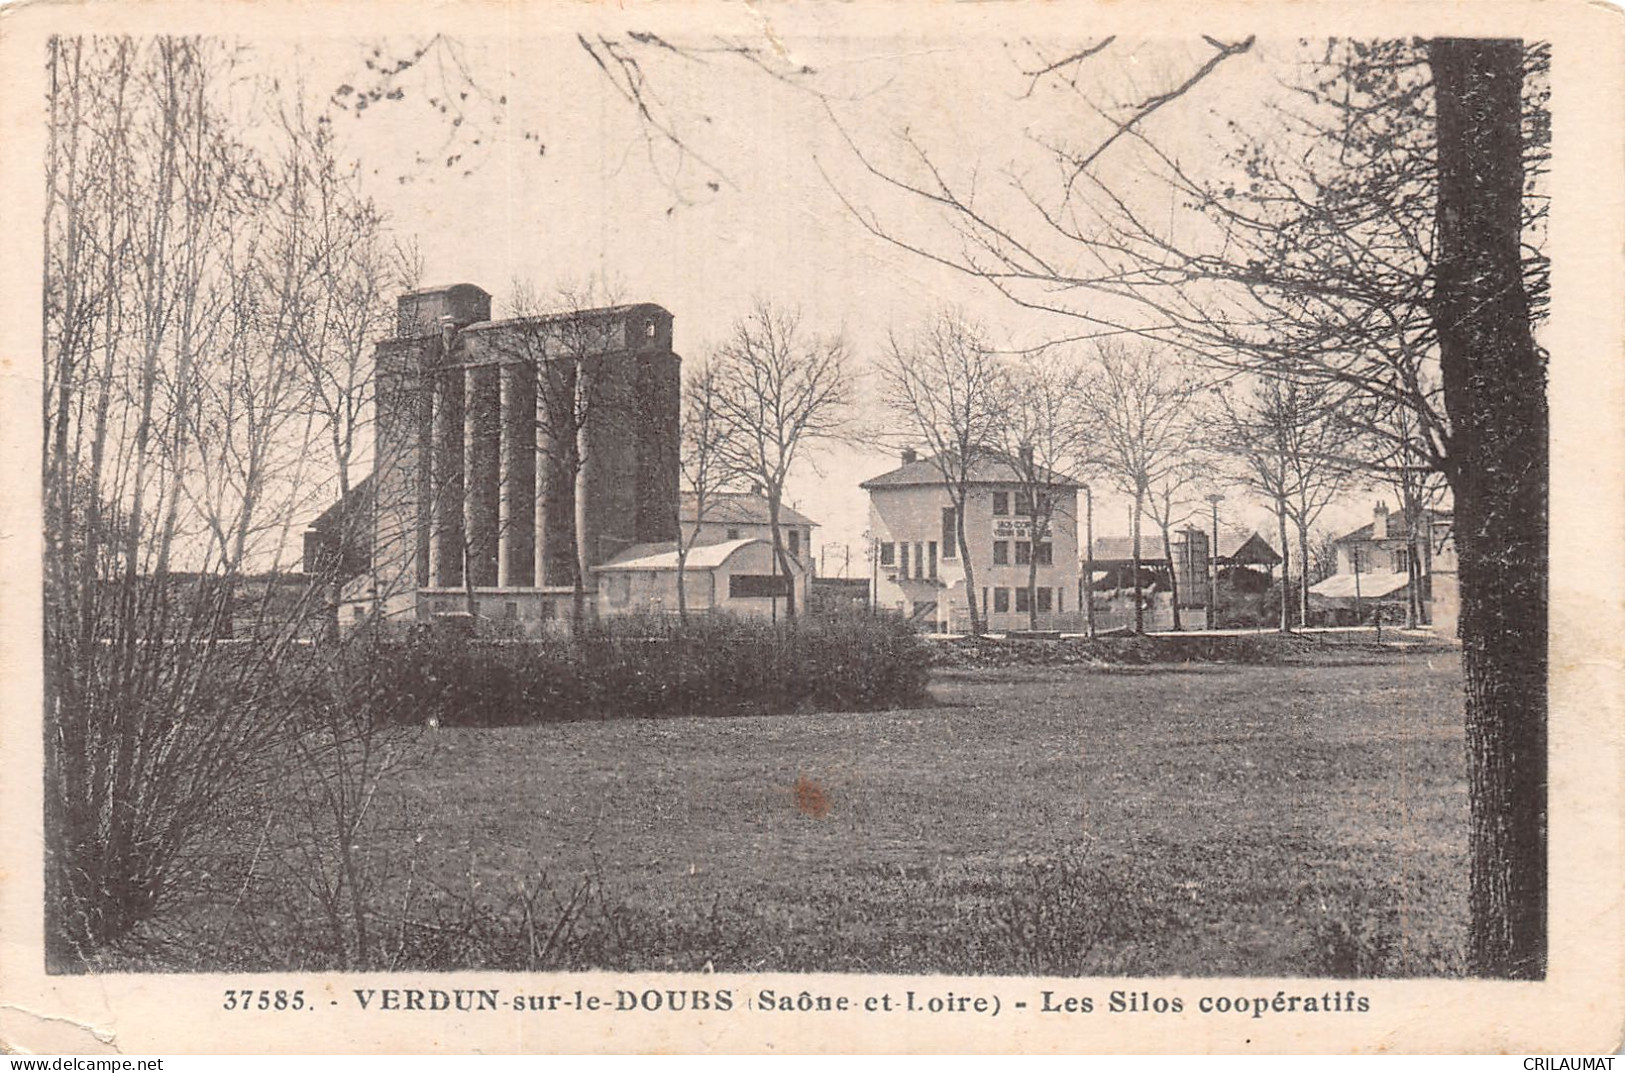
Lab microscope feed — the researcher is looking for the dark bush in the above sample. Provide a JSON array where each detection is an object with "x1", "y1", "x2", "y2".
[{"x1": 344, "y1": 612, "x2": 931, "y2": 727}]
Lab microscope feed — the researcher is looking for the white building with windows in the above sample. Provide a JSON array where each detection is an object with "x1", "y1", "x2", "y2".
[{"x1": 861, "y1": 449, "x2": 1082, "y2": 633}]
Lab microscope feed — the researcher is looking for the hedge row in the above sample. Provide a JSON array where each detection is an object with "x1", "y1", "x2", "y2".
[{"x1": 331, "y1": 612, "x2": 932, "y2": 727}]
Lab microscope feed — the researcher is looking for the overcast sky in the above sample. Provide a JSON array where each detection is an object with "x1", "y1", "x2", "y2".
[{"x1": 296, "y1": 22, "x2": 1395, "y2": 568}]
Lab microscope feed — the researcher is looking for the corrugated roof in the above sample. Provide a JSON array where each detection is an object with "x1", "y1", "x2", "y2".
[
  {"x1": 595, "y1": 537, "x2": 764, "y2": 573},
  {"x1": 860, "y1": 452, "x2": 1083, "y2": 490},
  {"x1": 680, "y1": 491, "x2": 817, "y2": 528}
]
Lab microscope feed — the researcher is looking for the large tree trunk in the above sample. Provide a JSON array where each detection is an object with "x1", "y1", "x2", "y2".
[
  {"x1": 955, "y1": 499, "x2": 983, "y2": 635},
  {"x1": 1130, "y1": 493, "x2": 1145, "y2": 634},
  {"x1": 1275, "y1": 501, "x2": 1292, "y2": 633},
  {"x1": 1431, "y1": 36, "x2": 1548, "y2": 979}
]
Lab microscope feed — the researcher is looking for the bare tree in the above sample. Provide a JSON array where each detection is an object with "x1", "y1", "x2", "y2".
[
  {"x1": 877, "y1": 310, "x2": 1006, "y2": 636},
  {"x1": 41, "y1": 36, "x2": 344, "y2": 959},
  {"x1": 1431, "y1": 37, "x2": 1548, "y2": 979},
  {"x1": 567, "y1": 25, "x2": 1551, "y2": 978},
  {"x1": 997, "y1": 350, "x2": 1091, "y2": 630},
  {"x1": 1142, "y1": 461, "x2": 1205, "y2": 632},
  {"x1": 1081, "y1": 342, "x2": 1204, "y2": 634},
  {"x1": 1212, "y1": 373, "x2": 1357, "y2": 632},
  {"x1": 710, "y1": 299, "x2": 852, "y2": 621},
  {"x1": 675, "y1": 360, "x2": 734, "y2": 620}
]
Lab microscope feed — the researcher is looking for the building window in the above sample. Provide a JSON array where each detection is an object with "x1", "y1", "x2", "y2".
[
  {"x1": 900, "y1": 542, "x2": 910, "y2": 578},
  {"x1": 879, "y1": 541, "x2": 895, "y2": 567},
  {"x1": 1015, "y1": 587, "x2": 1031, "y2": 613},
  {"x1": 1036, "y1": 587, "x2": 1053, "y2": 613},
  {"x1": 941, "y1": 507, "x2": 957, "y2": 557},
  {"x1": 788, "y1": 529, "x2": 801, "y2": 559},
  {"x1": 1055, "y1": 588, "x2": 1064, "y2": 613},
  {"x1": 504, "y1": 601, "x2": 519, "y2": 620},
  {"x1": 993, "y1": 587, "x2": 1010, "y2": 613},
  {"x1": 914, "y1": 542, "x2": 925, "y2": 580},
  {"x1": 727, "y1": 527, "x2": 742, "y2": 540},
  {"x1": 992, "y1": 491, "x2": 1009, "y2": 516},
  {"x1": 352, "y1": 606, "x2": 365, "y2": 620},
  {"x1": 1394, "y1": 546, "x2": 1410, "y2": 573},
  {"x1": 1015, "y1": 541, "x2": 1031, "y2": 566},
  {"x1": 729, "y1": 574, "x2": 791, "y2": 598},
  {"x1": 928, "y1": 541, "x2": 938, "y2": 579},
  {"x1": 1015, "y1": 491, "x2": 1033, "y2": 516},
  {"x1": 1034, "y1": 542, "x2": 1053, "y2": 566},
  {"x1": 993, "y1": 541, "x2": 1009, "y2": 565}
]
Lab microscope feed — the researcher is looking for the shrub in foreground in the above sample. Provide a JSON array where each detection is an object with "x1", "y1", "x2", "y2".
[{"x1": 347, "y1": 612, "x2": 931, "y2": 727}]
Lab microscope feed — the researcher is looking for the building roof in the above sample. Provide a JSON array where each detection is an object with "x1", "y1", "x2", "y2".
[
  {"x1": 1087, "y1": 530, "x2": 1281, "y2": 566},
  {"x1": 308, "y1": 474, "x2": 374, "y2": 532},
  {"x1": 1222, "y1": 531, "x2": 1282, "y2": 566},
  {"x1": 680, "y1": 491, "x2": 818, "y2": 528},
  {"x1": 860, "y1": 452, "x2": 1083, "y2": 491},
  {"x1": 595, "y1": 538, "x2": 763, "y2": 573},
  {"x1": 1307, "y1": 571, "x2": 1412, "y2": 599},
  {"x1": 1334, "y1": 508, "x2": 1450, "y2": 545},
  {"x1": 459, "y1": 303, "x2": 669, "y2": 335}
]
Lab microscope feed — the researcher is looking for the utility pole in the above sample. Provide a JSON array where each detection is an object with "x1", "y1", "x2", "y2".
[
  {"x1": 1206, "y1": 492, "x2": 1224, "y2": 630},
  {"x1": 1083, "y1": 483, "x2": 1096, "y2": 639}
]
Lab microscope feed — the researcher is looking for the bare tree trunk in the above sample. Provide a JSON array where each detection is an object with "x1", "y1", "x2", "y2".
[
  {"x1": 572, "y1": 423, "x2": 590, "y2": 626},
  {"x1": 1298, "y1": 522, "x2": 1311, "y2": 628},
  {"x1": 676, "y1": 545, "x2": 689, "y2": 621},
  {"x1": 768, "y1": 496, "x2": 797, "y2": 620},
  {"x1": 1130, "y1": 493, "x2": 1145, "y2": 634},
  {"x1": 1161, "y1": 524, "x2": 1183, "y2": 631},
  {"x1": 1431, "y1": 36, "x2": 1547, "y2": 979},
  {"x1": 955, "y1": 504, "x2": 982, "y2": 635},
  {"x1": 1275, "y1": 500, "x2": 1291, "y2": 633},
  {"x1": 1026, "y1": 519, "x2": 1043, "y2": 631}
]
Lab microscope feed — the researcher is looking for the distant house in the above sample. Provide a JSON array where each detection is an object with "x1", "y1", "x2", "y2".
[
  {"x1": 594, "y1": 537, "x2": 809, "y2": 618},
  {"x1": 680, "y1": 491, "x2": 817, "y2": 568},
  {"x1": 1308, "y1": 502, "x2": 1453, "y2": 627},
  {"x1": 862, "y1": 448, "x2": 1081, "y2": 633}
]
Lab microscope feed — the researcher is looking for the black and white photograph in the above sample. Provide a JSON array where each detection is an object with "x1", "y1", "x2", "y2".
[{"x1": 3, "y1": 0, "x2": 1622, "y2": 1055}]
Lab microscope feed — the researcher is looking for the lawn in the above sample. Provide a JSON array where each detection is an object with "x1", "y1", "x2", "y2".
[
  {"x1": 369, "y1": 648, "x2": 1468, "y2": 976},
  {"x1": 128, "y1": 646, "x2": 1469, "y2": 976}
]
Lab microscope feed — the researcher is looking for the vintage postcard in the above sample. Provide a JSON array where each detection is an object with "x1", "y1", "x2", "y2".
[{"x1": 2, "y1": 0, "x2": 1622, "y2": 1056}]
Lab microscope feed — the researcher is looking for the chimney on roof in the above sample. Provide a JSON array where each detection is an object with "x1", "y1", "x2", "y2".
[
  {"x1": 1373, "y1": 502, "x2": 1389, "y2": 540},
  {"x1": 902, "y1": 448, "x2": 918, "y2": 465},
  {"x1": 1019, "y1": 443, "x2": 1034, "y2": 468}
]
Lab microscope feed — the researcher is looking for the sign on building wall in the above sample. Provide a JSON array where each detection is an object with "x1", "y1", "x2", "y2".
[{"x1": 992, "y1": 518, "x2": 1033, "y2": 539}]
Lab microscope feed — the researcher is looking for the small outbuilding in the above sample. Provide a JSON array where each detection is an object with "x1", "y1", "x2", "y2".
[{"x1": 594, "y1": 538, "x2": 809, "y2": 618}]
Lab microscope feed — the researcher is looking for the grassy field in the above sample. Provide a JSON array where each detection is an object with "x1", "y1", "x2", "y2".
[{"x1": 130, "y1": 645, "x2": 1469, "y2": 976}]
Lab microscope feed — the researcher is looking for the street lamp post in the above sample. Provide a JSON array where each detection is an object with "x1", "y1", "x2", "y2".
[{"x1": 1205, "y1": 492, "x2": 1224, "y2": 630}]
